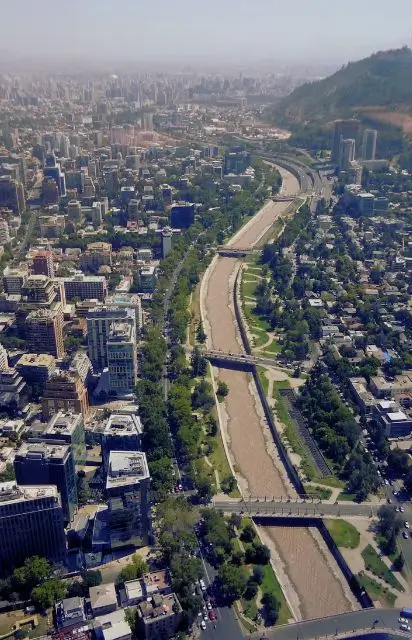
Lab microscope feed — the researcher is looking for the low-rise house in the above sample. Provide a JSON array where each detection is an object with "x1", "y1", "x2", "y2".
[{"x1": 90, "y1": 582, "x2": 118, "y2": 617}]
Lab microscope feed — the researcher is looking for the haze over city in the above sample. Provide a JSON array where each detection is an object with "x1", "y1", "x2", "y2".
[{"x1": 2, "y1": 0, "x2": 412, "y2": 69}]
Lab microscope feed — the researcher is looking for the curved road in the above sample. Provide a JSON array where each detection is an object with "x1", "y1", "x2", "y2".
[{"x1": 201, "y1": 166, "x2": 359, "y2": 621}]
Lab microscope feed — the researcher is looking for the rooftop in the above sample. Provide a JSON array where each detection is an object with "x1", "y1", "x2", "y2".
[
  {"x1": 106, "y1": 451, "x2": 150, "y2": 490},
  {"x1": 104, "y1": 413, "x2": 142, "y2": 437},
  {"x1": 16, "y1": 353, "x2": 56, "y2": 367},
  {"x1": 139, "y1": 593, "x2": 181, "y2": 622},
  {"x1": 46, "y1": 411, "x2": 83, "y2": 436},
  {"x1": 0, "y1": 481, "x2": 59, "y2": 504},
  {"x1": 15, "y1": 441, "x2": 71, "y2": 462},
  {"x1": 89, "y1": 582, "x2": 117, "y2": 610}
]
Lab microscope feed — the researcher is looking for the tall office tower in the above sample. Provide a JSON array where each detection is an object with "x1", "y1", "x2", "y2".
[
  {"x1": 42, "y1": 178, "x2": 59, "y2": 205},
  {"x1": 91, "y1": 202, "x2": 102, "y2": 226},
  {"x1": 162, "y1": 227, "x2": 173, "y2": 258},
  {"x1": 83, "y1": 176, "x2": 95, "y2": 198},
  {"x1": 332, "y1": 119, "x2": 361, "y2": 164},
  {"x1": 105, "y1": 294, "x2": 143, "y2": 334},
  {"x1": 87, "y1": 306, "x2": 136, "y2": 371},
  {"x1": 41, "y1": 370, "x2": 89, "y2": 421},
  {"x1": 43, "y1": 153, "x2": 66, "y2": 197},
  {"x1": 0, "y1": 482, "x2": 66, "y2": 571},
  {"x1": 100, "y1": 197, "x2": 109, "y2": 217},
  {"x1": 32, "y1": 251, "x2": 55, "y2": 278},
  {"x1": 3, "y1": 264, "x2": 28, "y2": 294},
  {"x1": 0, "y1": 176, "x2": 25, "y2": 214},
  {"x1": 68, "y1": 200, "x2": 82, "y2": 222},
  {"x1": 25, "y1": 306, "x2": 65, "y2": 359},
  {"x1": 361, "y1": 129, "x2": 378, "y2": 161},
  {"x1": 0, "y1": 219, "x2": 10, "y2": 244},
  {"x1": 170, "y1": 202, "x2": 195, "y2": 229},
  {"x1": 338, "y1": 139, "x2": 356, "y2": 171},
  {"x1": 14, "y1": 442, "x2": 77, "y2": 523},
  {"x1": 107, "y1": 319, "x2": 138, "y2": 394},
  {"x1": 102, "y1": 413, "x2": 143, "y2": 471},
  {"x1": 127, "y1": 199, "x2": 139, "y2": 221},
  {"x1": 60, "y1": 135, "x2": 70, "y2": 159},
  {"x1": 0, "y1": 344, "x2": 8, "y2": 371}
]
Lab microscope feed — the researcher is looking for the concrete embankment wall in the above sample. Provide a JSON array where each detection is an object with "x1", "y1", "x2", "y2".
[{"x1": 233, "y1": 268, "x2": 373, "y2": 611}]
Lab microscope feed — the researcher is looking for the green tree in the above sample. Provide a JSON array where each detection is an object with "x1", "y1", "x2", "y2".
[
  {"x1": 196, "y1": 321, "x2": 207, "y2": 344},
  {"x1": 241, "y1": 523, "x2": 256, "y2": 543},
  {"x1": 81, "y1": 570, "x2": 102, "y2": 588},
  {"x1": 218, "y1": 563, "x2": 248, "y2": 601},
  {"x1": 12, "y1": 557, "x2": 52, "y2": 596},
  {"x1": 216, "y1": 381, "x2": 229, "y2": 398},
  {"x1": 31, "y1": 579, "x2": 66, "y2": 610},
  {"x1": 262, "y1": 592, "x2": 279, "y2": 625}
]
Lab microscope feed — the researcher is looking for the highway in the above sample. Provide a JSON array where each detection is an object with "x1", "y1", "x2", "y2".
[
  {"x1": 262, "y1": 608, "x2": 404, "y2": 640},
  {"x1": 212, "y1": 498, "x2": 378, "y2": 520}
]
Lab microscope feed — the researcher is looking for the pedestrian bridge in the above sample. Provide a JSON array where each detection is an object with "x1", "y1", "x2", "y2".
[
  {"x1": 217, "y1": 247, "x2": 255, "y2": 257},
  {"x1": 212, "y1": 497, "x2": 378, "y2": 520}
]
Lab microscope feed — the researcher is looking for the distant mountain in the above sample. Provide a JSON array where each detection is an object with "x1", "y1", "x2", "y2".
[{"x1": 273, "y1": 47, "x2": 412, "y2": 125}]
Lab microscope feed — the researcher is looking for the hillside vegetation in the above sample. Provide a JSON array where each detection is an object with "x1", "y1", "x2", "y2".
[{"x1": 274, "y1": 47, "x2": 412, "y2": 124}]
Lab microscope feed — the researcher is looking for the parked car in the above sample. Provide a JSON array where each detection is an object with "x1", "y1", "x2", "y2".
[{"x1": 200, "y1": 620, "x2": 206, "y2": 630}]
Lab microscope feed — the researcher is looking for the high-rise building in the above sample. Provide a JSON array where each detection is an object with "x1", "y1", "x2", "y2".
[
  {"x1": 127, "y1": 199, "x2": 139, "y2": 221},
  {"x1": 21, "y1": 274, "x2": 60, "y2": 305},
  {"x1": 87, "y1": 306, "x2": 136, "y2": 371},
  {"x1": 0, "y1": 367, "x2": 28, "y2": 413},
  {"x1": 43, "y1": 154, "x2": 66, "y2": 197},
  {"x1": 361, "y1": 129, "x2": 378, "y2": 161},
  {"x1": 102, "y1": 413, "x2": 143, "y2": 470},
  {"x1": 105, "y1": 294, "x2": 142, "y2": 333},
  {"x1": 32, "y1": 251, "x2": 55, "y2": 278},
  {"x1": 41, "y1": 371, "x2": 89, "y2": 421},
  {"x1": 0, "y1": 482, "x2": 66, "y2": 571},
  {"x1": 25, "y1": 306, "x2": 65, "y2": 359},
  {"x1": 338, "y1": 139, "x2": 356, "y2": 171},
  {"x1": 107, "y1": 320, "x2": 138, "y2": 394},
  {"x1": 0, "y1": 344, "x2": 8, "y2": 372},
  {"x1": 162, "y1": 228, "x2": 173, "y2": 258},
  {"x1": 60, "y1": 135, "x2": 70, "y2": 159},
  {"x1": 170, "y1": 202, "x2": 195, "y2": 229},
  {"x1": 15, "y1": 353, "x2": 56, "y2": 394},
  {"x1": 0, "y1": 176, "x2": 25, "y2": 214},
  {"x1": 332, "y1": 119, "x2": 361, "y2": 164},
  {"x1": 63, "y1": 273, "x2": 108, "y2": 302},
  {"x1": 32, "y1": 411, "x2": 86, "y2": 469},
  {"x1": 14, "y1": 442, "x2": 77, "y2": 522}
]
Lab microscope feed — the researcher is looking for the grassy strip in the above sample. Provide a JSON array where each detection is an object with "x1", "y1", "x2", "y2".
[
  {"x1": 326, "y1": 519, "x2": 360, "y2": 549},
  {"x1": 234, "y1": 601, "x2": 257, "y2": 634},
  {"x1": 304, "y1": 484, "x2": 332, "y2": 500},
  {"x1": 208, "y1": 433, "x2": 240, "y2": 498},
  {"x1": 357, "y1": 572, "x2": 397, "y2": 607},
  {"x1": 361, "y1": 544, "x2": 404, "y2": 592},
  {"x1": 259, "y1": 563, "x2": 291, "y2": 625},
  {"x1": 315, "y1": 476, "x2": 345, "y2": 489},
  {"x1": 338, "y1": 491, "x2": 357, "y2": 501}
]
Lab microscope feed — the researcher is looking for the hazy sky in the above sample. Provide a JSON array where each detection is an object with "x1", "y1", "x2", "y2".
[{"x1": 4, "y1": 0, "x2": 412, "y2": 66}]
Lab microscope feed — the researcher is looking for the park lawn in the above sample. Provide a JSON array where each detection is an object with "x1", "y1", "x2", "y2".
[
  {"x1": 304, "y1": 484, "x2": 332, "y2": 500},
  {"x1": 257, "y1": 366, "x2": 269, "y2": 398},
  {"x1": 338, "y1": 491, "x2": 358, "y2": 501},
  {"x1": 357, "y1": 572, "x2": 397, "y2": 607},
  {"x1": 315, "y1": 476, "x2": 345, "y2": 489},
  {"x1": 259, "y1": 340, "x2": 282, "y2": 355},
  {"x1": 251, "y1": 329, "x2": 271, "y2": 349},
  {"x1": 241, "y1": 595, "x2": 258, "y2": 622},
  {"x1": 326, "y1": 519, "x2": 360, "y2": 549},
  {"x1": 259, "y1": 563, "x2": 291, "y2": 625},
  {"x1": 361, "y1": 545, "x2": 404, "y2": 591},
  {"x1": 242, "y1": 278, "x2": 259, "y2": 299},
  {"x1": 234, "y1": 601, "x2": 257, "y2": 634}
]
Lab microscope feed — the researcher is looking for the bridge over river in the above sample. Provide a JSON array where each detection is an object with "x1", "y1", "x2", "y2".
[{"x1": 212, "y1": 498, "x2": 378, "y2": 520}]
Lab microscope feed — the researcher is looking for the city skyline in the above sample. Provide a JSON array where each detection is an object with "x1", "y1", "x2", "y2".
[{"x1": 1, "y1": 0, "x2": 412, "y2": 69}]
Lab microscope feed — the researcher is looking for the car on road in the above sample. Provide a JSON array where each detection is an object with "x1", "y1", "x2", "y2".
[
  {"x1": 403, "y1": 531, "x2": 409, "y2": 539},
  {"x1": 405, "y1": 521, "x2": 410, "y2": 529},
  {"x1": 399, "y1": 617, "x2": 408, "y2": 624},
  {"x1": 200, "y1": 620, "x2": 206, "y2": 630},
  {"x1": 199, "y1": 578, "x2": 206, "y2": 591},
  {"x1": 207, "y1": 601, "x2": 212, "y2": 610},
  {"x1": 384, "y1": 479, "x2": 389, "y2": 485},
  {"x1": 400, "y1": 506, "x2": 405, "y2": 512},
  {"x1": 400, "y1": 623, "x2": 411, "y2": 632},
  {"x1": 209, "y1": 611, "x2": 215, "y2": 621}
]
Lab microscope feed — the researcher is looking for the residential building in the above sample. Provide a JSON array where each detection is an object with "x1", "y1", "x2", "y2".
[
  {"x1": 87, "y1": 306, "x2": 136, "y2": 371},
  {"x1": 137, "y1": 593, "x2": 182, "y2": 640},
  {"x1": 0, "y1": 219, "x2": 10, "y2": 244},
  {"x1": 372, "y1": 400, "x2": 412, "y2": 438},
  {"x1": 0, "y1": 344, "x2": 8, "y2": 372},
  {"x1": 105, "y1": 295, "x2": 142, "y2": 333},
  {"x1": 41, "y1": 411, "x2": 86, "y2": 467},
  {"x1": 90, "y1": 583, "x2": 118, "y2": 617},
  {"x1": 349, "y1": 377, "x2": 376, "y2": 415},
  {"x1": 338, "y1": 138, "x2": 356, "y2": 171},
  {"x1": 370, "y1": 373, "x2": 412, "y2": 399},
  {"x1": 41, "y1": 371, "x2": 89, "y2": 421},
  {"x1": 162, "y1": 228, "x2": 172, "y2": 258},
  {"x1": 95, "y1": 609, "x2": 131, "y2": 640},
  {"x1": 21, "y1": 274, "x2": 60, "y2": 306},
  {"x1": 102, "y1": 413, "x2": 143, "y2": 470},
  {"x1": 3, "y1": 265, "x2": 28, "y2": 294},
  {"x1": 15, "y1": 353, "x2": 57, "y2": 394},
  {"x1": 361, "y1": 129, "x2": 378, "y2": 161},
  {"x1": 0, "y1": 482, "x2": 66, "y2": 571},
  {"x1": 25, "y1": 306, "x2": 65, "y2": 359},
  {"x1": 107, "y1": 320, "x2": 138, "y2": 394},
  {"x1": 39, "y1": 215, "x2": 65, "y2": 238},
  {"x1": 138, "y1": 266, "x2": 156, "y2": 293},
  {"x1": 106, "y1": 451, "x2": 150, "y2": 545},
  {"x1": 14, "y1": 442, "x2": 77, "y2": 522},
  {"x1": 63, "y1": 273, "x2": 108, "y2": 302},
  {"x1": 79, "y1": 243, "x2": 112, "y2": 272},
  {"x1": 0, "y1": 367, "x2": 28, "y2": 414},
  {"x1": 55, "y1": 597, "x2": 86, "y2": 629},
  {"x1": 32, "y1": 251, "x2": 55, "y2": 278}
]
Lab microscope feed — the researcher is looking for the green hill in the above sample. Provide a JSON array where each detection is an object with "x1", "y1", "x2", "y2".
[{"x1": 274, "y1": 47, "x2": 412, "y2": 124}]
